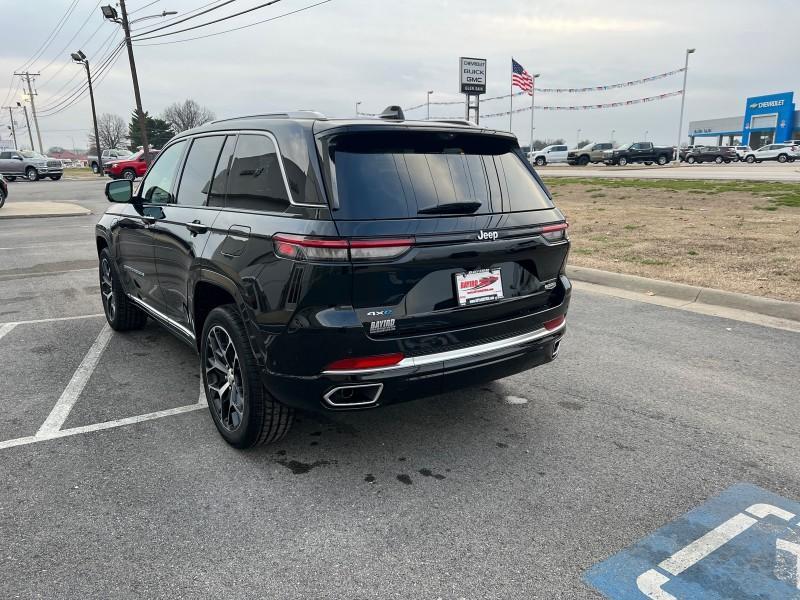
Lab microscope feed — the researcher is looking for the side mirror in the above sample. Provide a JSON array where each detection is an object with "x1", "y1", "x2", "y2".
[
  {"x1": 106, "y1": 179, "x2": 133, "y2": 203},
  {"x1": 14, "y1": 155, "x2": 22, "y2": 160}
]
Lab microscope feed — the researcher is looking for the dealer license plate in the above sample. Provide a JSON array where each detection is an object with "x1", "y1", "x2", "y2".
[{"x1": 455, "y1": 268, "x2": 504, "y2": 306}]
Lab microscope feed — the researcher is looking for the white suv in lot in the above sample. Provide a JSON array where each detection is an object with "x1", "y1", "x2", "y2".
[
  {"x1": 731, "y1": 146, "x2": 751, "y2": 161},
  {"x1": 529, "y1": 144, "x2": 569, "y2": 166},
  {"x1": 743, "y1": 143, "x2": 798, "y2": 163}
]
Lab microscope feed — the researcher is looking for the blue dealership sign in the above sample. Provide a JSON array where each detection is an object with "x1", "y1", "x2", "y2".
[
  {"x1": 742, "y1": 91, "x2": 795, "y2": 145},
  {"x1": 585, "y1": 483, "x2": 800, "y2": 599}
]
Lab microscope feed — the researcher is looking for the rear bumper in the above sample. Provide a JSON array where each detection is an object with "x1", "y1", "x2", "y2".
[{"x1": 263, "y1": 279, "x2": 571, "y2": 412}]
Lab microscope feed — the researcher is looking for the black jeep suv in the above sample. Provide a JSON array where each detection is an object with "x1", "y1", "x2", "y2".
[{"x1": 95, "y1": 109, "x2": 571, "y2": 448}]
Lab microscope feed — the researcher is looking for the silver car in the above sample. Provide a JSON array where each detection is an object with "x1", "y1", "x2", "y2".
[{"x1": 0, "y1": 149, "x2": 64, "y2": 181}]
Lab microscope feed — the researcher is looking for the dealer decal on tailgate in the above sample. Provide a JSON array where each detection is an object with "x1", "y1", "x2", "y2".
[{"x1": 455, "y1": 269, "x2": 504, "y2": 306}]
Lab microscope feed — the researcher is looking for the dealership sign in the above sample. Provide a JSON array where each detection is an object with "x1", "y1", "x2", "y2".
[
  {"x1": 742, "y1": 91, "x2": 795, "y2": 145},
  {"x1": 459, "y1": 57, "x2": 487, "y2": 94}
]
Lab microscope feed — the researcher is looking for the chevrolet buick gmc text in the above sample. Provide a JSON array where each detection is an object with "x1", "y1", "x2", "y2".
[{"x1": 95, "y1": 109, "x2": 571, "y2": 448}]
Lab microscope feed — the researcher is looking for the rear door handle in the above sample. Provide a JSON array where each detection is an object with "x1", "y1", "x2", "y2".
[{"x1": 185, "y1": 220, "x2": 209, "y2": 235}]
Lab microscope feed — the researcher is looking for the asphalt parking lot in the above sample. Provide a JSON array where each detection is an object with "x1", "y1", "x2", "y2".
[{"x1": 1, "y1": 179, "x2": 799, "y2": 598}]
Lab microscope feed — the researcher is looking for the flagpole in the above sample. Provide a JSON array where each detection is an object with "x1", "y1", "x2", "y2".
[
  {"x1": 509, "y1": 58, "x2": 513, "y2": 132},
  {"x1": 530, "y1": 75, "x2": 535, "y2": 151}
]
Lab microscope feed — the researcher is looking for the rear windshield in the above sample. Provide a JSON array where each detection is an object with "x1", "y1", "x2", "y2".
[{"x1": 324, "y1": 131, "x2": 553, "y2": 219}]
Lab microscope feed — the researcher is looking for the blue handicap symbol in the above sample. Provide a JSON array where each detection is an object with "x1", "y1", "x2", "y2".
[{"x1": 585, "y1": 483, "x2": 800, "y2": 599}]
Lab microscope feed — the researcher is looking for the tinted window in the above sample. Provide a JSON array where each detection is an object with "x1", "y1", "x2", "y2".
[
  {"x1": 497, "y1": 153, "x2": 554, "y2": 212},
  {"x1": 208, "y1": 136, "x2": 235, "y2": 207},
  {"x1": 327, "y1": 131, "x2": 552, "y2": 219},
  {"x1": 176, "y1": 136, "x2": 225, "y2": 206},
  {"x1": 226, "y1": 134, "x2": 290, "y2": 212},
  {"x1": 555, "y1": 146, "x2": 567, "y2": 151},
  {"x1": 0, "y1": 152, "x2": 9, "y2": 159},
  {"x1": 139, "y1": 141, "x2": 185, "y2": 204}
]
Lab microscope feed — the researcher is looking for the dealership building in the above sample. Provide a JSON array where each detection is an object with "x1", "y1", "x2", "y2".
[{"x1": 688, "y1": 91, "x2": 799, "y2": 148}]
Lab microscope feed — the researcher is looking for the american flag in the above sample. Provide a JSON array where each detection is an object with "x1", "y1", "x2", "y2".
[{"x1": 512, "y1": 58, "x2": 533, "y2": 95}]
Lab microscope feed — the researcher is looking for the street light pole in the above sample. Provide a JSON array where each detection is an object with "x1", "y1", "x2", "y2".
[
  {"x1": 675, "y1": 48, "x2": 695, "y2": 164},
  {"x1": 576, "y1": 128, "x2": 581, "y2": 146},
  {"x1": 5, "y1": 107, "x2": 17, "y2": 149},
  {"x1": 426, "y1": 90, "x2": 433, "y2": 120},
  {"x1": 644, "y1": 130, "x2": 648, "y2": 141},
  {"x1": 102, "y1": 2, "x2": 174, "y2": 161},
  {"x1": 72, "y1": 51, "x2": 103, "y2": 176},
  {"x1": 611, "y1": 129, "x2": 615, "y2": 144},
  {"x1": 355, "y1": 101, "x2": 361, "y2": 116}
]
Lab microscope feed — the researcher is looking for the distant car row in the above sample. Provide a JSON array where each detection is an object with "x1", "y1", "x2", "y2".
[{"x1": 527, "y1": 140, "x2": 800, "y2": 167}]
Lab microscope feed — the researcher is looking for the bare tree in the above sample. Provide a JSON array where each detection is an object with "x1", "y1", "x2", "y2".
[
  {"x1": 162, "y1": 99, "x2": 215, "y2": 133},
  {"x1": 89, "y1": 113, "x2": 127, "y2": 151}
]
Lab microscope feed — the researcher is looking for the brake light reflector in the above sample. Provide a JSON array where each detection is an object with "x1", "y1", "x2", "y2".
[
  {"x1": 539, "y1": 222, "x2": 569, "y2": 242},
  {"x1": 325, "y1": 353, "x2": 405, "y2": 371},
  {"x1": 543, "y1": 315, "x2": 565, "y2": 331},
  {"x1": 273, "y1": 234, "x2": 414, "y2": 262}
]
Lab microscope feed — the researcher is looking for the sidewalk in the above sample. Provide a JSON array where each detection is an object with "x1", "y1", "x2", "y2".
[{"x1": 0, "y1": 201, "x2": 91, "y2": 219}]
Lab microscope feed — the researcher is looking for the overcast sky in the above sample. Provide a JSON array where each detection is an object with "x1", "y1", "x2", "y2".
[{"x1": 0, "y1": 0, "x2": 795, "y2": 151}]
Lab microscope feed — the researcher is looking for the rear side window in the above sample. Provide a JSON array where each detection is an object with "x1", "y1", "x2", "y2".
[
  {"x1": 176, "y1": 136, "x2": 225, "y2": 206},
  {"x1": 326, "y1": 131, "x2": 553, "y2": 220},
  {"x1": 226, "y1": 134, "x2": 290, "y2": 212}
]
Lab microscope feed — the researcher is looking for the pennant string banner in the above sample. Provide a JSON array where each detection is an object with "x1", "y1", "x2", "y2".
[{"x1": 401, "y1": 67, "x2": 686, "y2": 110}]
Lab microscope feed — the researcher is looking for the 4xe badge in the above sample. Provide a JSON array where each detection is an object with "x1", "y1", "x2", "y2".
[{"x1": 477, "y1": 230, "x2": 498, "y2": 241}]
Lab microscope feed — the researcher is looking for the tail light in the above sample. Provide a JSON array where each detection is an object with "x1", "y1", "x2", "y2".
[
  {"x1": 543, "y1": 315, "x2": 566, "y2": 331},
  {"x1": 539, "y1": 222, "x2": 569, "y2": 242},
  {"x1": 325, "y1": 353, "x2": 405, "y2": 371},
  {"x1": 274, "y1": 234, "x2": 413, "y2": 262}
]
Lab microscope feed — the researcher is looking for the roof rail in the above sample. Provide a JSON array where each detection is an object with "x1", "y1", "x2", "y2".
[
  {"x1": 211, "y1": 110, "x2": 327, "y2": 124},
  {"x1": 433, "y1": 119, "x2": 477, "y2": 127}
]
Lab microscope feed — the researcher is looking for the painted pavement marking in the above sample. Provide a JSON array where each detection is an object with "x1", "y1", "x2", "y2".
[{"x1": 585, "y1": 483, "x2": 800, "y2": 599}]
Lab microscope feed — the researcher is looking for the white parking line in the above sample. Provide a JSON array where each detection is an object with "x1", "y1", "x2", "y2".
[
  {"x1": 0, "y1": 313, "x2": 104, "y2": 326},
  {"x1": 37, "y1": 324, "x2": 114, "y2": 435},
  {"x1": 0, "y1": 403, "x2": 207, "y2": 450},
  {"x1": 0, "y1": 323, "x2": 17, "y2": 341}
]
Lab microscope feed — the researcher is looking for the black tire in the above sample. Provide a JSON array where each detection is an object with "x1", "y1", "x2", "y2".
[
  {"x1": 122, "y1": 168, "x2": 136, "y2": 181},
  {"x1": 657, "y1": 154, "x2": 669, "y2": 166},
  {"x1": 724, "y1": 159, "x2": 732, "y2": 163},
  {"x1": 777, "y1": 154, "x2": 788, "y2": 163},
  {"x1": 618, "y1": 157, "x2": 628, "y2": 166},
  {"x1": 201, "y1": 305, "x2": 293, "y2": 448},
  {"x1": 686, "y1": 156, "x2": 695, "y2": 164},
  {"x1": 745, "y1": 155, "x2": 755, "y2": 163},
  {"x1": 91, "y1": 162, "x2": 100, "y2": 174},
  {"x1": 5, "y1": 176, "x2": 16, "y2": 182},
  {"x1": 578, "y1": 155, "x2": 590, "y2": 166},
  {"x1": 49, "y1": 175, "x2": 62, "y2": 181},
  {"x1": 535, "y1": 157, "x2": 546, "y2": 166},
  {"x1": 99, "y1": 248, "x2": 147, "y2": 331},
  {"x1": 0, "y1": 186, "x2": 5, "y2": 209},
  {"x1": 25, "y1": 167, "x2": 39, "y2": 181}
]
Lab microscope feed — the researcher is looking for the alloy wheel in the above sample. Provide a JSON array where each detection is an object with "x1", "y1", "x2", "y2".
[
  {"x1": 205, "y1": 325, "x2": 245, "y2": 432},
  {"x1": 100, "y1": 257, "x2": 115, "y2": 320}
]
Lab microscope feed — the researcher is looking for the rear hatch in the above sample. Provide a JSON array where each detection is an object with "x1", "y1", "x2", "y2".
[{"x1": 317, "y1": 126, "x2": 570, "y2": 341}]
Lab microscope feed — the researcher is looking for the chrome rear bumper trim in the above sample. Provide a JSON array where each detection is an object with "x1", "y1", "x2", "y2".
[{"x1": 322, "y1": 319, "x2": 565, "y2": 375}]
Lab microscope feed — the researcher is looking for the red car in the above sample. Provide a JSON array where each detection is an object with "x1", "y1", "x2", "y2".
[{"x1": 104, "y1": 149, "x2": 160, "y2": 181}]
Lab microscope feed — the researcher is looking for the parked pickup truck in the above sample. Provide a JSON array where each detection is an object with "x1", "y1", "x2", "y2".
[
  {"x1": 603, "y1": 142, "x2": 674, "y2": 166},
  {"x1": 567, "y1": 142, "x2": 614, "y2": 165},
  {"x1": 88, "y1": 148, "x2": 133, "y2": 174}
]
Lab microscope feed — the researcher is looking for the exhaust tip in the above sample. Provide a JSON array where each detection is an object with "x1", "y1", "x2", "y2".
[
  {"x1": 323, "y1": 383, "x2": 383, "y2": 408},
  {"x1": 551, "y1": 340, "x2": 561, "y2": 359}
]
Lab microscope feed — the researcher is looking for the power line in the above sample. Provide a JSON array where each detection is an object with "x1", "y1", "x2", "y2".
[
  {"x1": 129, "y1": 0, "x2": 162, "y2": 15},
  {"x1": 37, "y1": 42, "x2": 124, "y2": 115},
  {"x1": 36, "y1": 0, "x2": 105, "y2": 74},
  {"x1": 131, "y1": 0, "x2": 284, "y2": 41},
  {"x1": 38, "y1": 19, "x2": 108, "y2": 88},
  {"x1": 135, "y1": 0, "x2": 332, "y2": 46},
  {"x1": 16, "y1": 0, "x2": 82, "y2": 72},
  {"x1": 131, "y1": 0, "x2": 237, "y2": 36},
  {"x1": 39, "y1": 44, "x2": 125, "y2": 118}
]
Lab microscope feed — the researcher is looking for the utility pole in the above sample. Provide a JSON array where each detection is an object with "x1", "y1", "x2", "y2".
[
  {"x1": 675, "y1": 48, "x2": 696, "y2": 164},
  {"x1": 14, "y1": 72, "x2": 43, "y2": 153},
  {"x1": 4, "y1": 107, "x2": 17, "y2": 149},
  {"x1": 105, "y1": 1, "x2": 150, "y2": 160},
  {"x1": 17, "y1": 102, "x2": 35, "y2": 150},
  {"x1": 72, "y1": 51, "x2": 103, "y2": 175},
  {"x1": 426, "y1": 90, "x2": 433, "y2": 120},
  {"x1": 529, "y1": 73, "x2": 540, "y2": 154}
]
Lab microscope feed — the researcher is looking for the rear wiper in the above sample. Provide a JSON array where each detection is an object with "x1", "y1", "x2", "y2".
[{"x1": 418, "y1": 202, "x2": 482, "y2": 215}]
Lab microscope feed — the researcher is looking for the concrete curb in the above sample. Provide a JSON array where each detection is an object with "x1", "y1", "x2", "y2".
[
  {"x1": 0, "y1": 201, "x2": 91, "y2": 219},
  {"x1": 566, "y1": 265, "x2": 800, "y2": 323}
]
